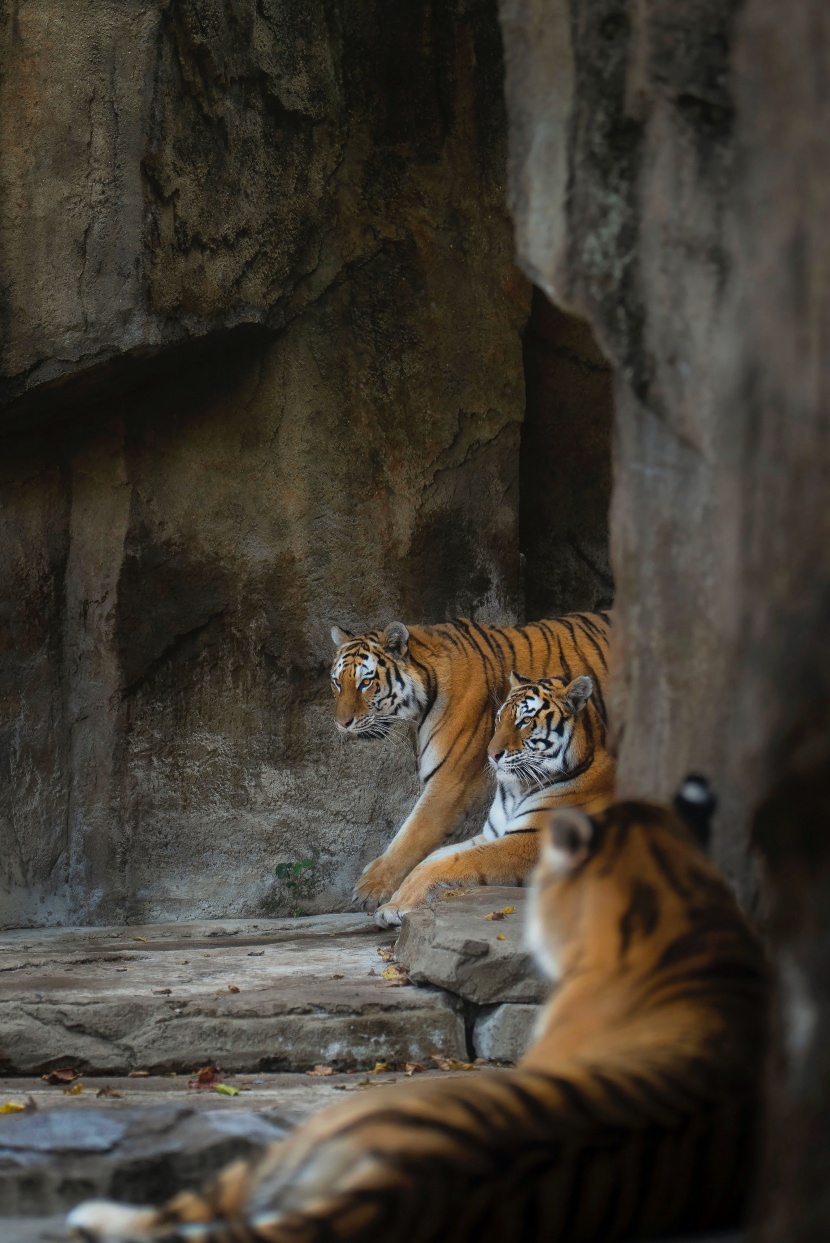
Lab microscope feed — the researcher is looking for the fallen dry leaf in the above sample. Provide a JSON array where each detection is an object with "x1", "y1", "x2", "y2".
[
  {"x1": 496, "y1": 934, "x2": 506, "y2": 941},
  {"x1": 403, "y1": 1063, "x2": 426, "y2": 1076},
  {"x1": 247, "y1": 951, "x2": 264, "y2": 957},
  {"x1": 213, "y1": 1084, "x2": 240, "y2": 1097},
  {"x1": 367, "y1": 967, "x2": 377, "y2": 976},
  {"x1": 41, "y1": 1067, "x2": 79, "y2": 1085},
  {"x1": 153, "y1": 988, "x2": 173, "y2": 995},
  {"x1": 442, "y1": 890, "x2": 464, "y2": 899},
  {"x1": 127, "y1": 1070, "x2": 150, "y2": 1078},
  {"x1": 228, "y1": 985, "x2": 240, "y2": 993},
  {"x1": 381, "y1": 963, "x2": 410, "y2": 986},
  {"x1": 305, "y1": 1064, "x2": 335, "y2": 1077},
  {"x1": 188, "y1": 1064, "x2": 222, "y2": 1089},
  {"x1": 0, "y1": 1099, "x2": 32, "y2": 1114},
  {"x1": 485, "y1": 911, "x2": 505, "y2": 921},
  {"x1": 96, "y1": 1086, "x2": 125, "y2": 1099},
  {"x1": 501, "y1": 905, "x2": 516, "y2": 914},
  {"x1": 368, "y1": 1061, "x2": 392, "y2": 1074},
  {"x1": 63, "y1": 1083, "x2": 84, "y2": 1096},
  {"x1": 376, "y1": 947, "x2": 395, "y2": 962},
  {"x1": 330, "y1": 973, "x2": 344, "y2": 979},
  {"x1": 133, "y1": 937, "x2": 149, "y2": 943},
  {"x1": 432, "y1": 1056, "x2": 476, "y2": 1072}
]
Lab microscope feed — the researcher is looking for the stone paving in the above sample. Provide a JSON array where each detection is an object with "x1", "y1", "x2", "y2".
[{"x1": 0, "y1": 913, "x2": 468, "y2": 1075}]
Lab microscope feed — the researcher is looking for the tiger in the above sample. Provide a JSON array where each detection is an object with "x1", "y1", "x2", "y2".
[
  {"x1": 373, "y1": 670, "x2": 616, "y2": 927},
  {"x1": 69, "y1": 777, "x2": 769, "y2": 1243},
  {"x1": 329, "y1": 612, "x2": 611, "y2": 911}
]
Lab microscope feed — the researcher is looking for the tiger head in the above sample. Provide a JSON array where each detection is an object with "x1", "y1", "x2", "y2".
[
  {"x1": 330, "y1": 622, "x2": 423, "y2": 737},
  {"x1": 524, "y1": 783, "x2": 753, "y2": 987},
  {"x1": 487, "y1": 672, "x2": 594, "y2": 789}
]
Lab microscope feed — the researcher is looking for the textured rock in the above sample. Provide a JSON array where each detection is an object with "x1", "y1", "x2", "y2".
[
  {"x1": 0, "y1": 915, "x2": 466, "y2": 1073},
  {"x1": 499, "y1": 0, "x2": 830, "y2": 907},
  {"x1": 0, "y1": 0, "x2": 531, "y2": 928},
  {"x1": 472, "y1": 1002, "x2": 539, "y2": 1063},
  {"x1": 0, "y1": 1105, "x2": 289, "y2": 1216},
  {"x1": 396, "y1": 887, "x2": 548, "y2": 1005},
  {"x1": 500, "y1": 0, "x2": 830, "y2": 1236}
]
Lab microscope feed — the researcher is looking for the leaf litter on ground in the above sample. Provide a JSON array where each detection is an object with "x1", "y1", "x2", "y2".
[{"x1": 41, "y1": 1067, "x2": 79, "y2": 1085}]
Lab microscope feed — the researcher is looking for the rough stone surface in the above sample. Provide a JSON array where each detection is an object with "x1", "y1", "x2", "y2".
[
  {"x1": 500, "y1": 0, "x2": 830, "y2": 1236},
  {"x1": 499, "y1": 0, "x2": 830, "y2": 908},
  {"x1": 0, "y1": 1068, "x2": 464, "y2": 1217},
  {"x1": 0, "y1": 0, "x2": 532, "y2": 929},
  {"x1": 0, "y1": 915, "x2": 466, "y2": 1073},
  {"x1": 472, "y1": 1002, "x2": 539, "y2": 1064},
  {"x1": 396, "y1": 887, "x2": 548, "y2": 1006}
]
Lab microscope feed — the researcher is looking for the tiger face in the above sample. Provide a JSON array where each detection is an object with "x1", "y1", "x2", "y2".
[
  {"x1": 330, "y1": 622, "x2": 421, "y2": 737},
  {"x1": 487, "y1": 672, "x2": 594, "y2": 788}
]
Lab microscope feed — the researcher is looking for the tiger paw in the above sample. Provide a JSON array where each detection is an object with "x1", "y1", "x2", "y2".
[
  {"x1": 373, "y1": 873, "x2": 435, "y2": 928},
  {"x1": 374, "y1": 900, "x2": 405, "y2": 928},
  {"x1": 352, "y1": 855, "x2": 406, "y2": 913}
]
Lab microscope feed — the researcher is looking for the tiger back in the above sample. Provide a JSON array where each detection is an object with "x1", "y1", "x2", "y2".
[
  {"x1": 329, "y1": 612, "x2": 612, "y2": 912},
  {"x1": 373, "y1": 671, "x2": 616, "y2": 926},
  {"x1": 70, "y1": 782, "x2": 768, "y2": 1243}
]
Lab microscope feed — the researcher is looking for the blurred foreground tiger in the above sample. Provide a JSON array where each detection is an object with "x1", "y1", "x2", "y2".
[
  {"x1": 70, "y1": 779, "x2": 768, "y2": 1243},
  {"x1": 373, "y1": 671, "x2": 615, "y2": 927},
  {"x1": 330, "y1": 612, "x2": 611, "y2": 911}
]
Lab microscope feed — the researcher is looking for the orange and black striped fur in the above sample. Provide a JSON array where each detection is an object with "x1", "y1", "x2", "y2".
[
  {"x1": 374, "y1": 671, "x2": 615, "y2": 927},
  {"x1": 330, "y1": 613, "x2": 611, "y2": 911},
  {"x1": 69, "y1": 781, "x2": 768, "y2": 1243}
]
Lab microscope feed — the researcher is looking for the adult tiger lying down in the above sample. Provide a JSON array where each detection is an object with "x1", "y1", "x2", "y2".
[
  {"x1": 69, "y1": 779, "x2": 769, "y2": 1243},
  {"x1": 373, "y1": 671, "x2": 615, "y2": 927},
  {"x1": 330, "y1": 612, "x2": 611, "y2": 911}
]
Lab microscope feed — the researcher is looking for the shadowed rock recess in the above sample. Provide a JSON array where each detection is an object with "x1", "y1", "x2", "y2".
[{"x1": 0, "y1": 0, "x2": 534, "y2": 927}]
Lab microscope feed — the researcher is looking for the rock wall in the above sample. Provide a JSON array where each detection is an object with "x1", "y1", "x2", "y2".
[
  {"x1": 500, "y1": 0, "x2": 830, "y2": 1235},
  {"x1": 0, "y1": 0, "x2": 532, "y2": 927}
]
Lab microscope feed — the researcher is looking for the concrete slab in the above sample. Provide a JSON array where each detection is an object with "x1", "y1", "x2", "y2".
[
  {"x1": 396, "y1": 887, "x2": 549, "y2": 1005},
  {"x1": 0, "y1": 916, "x2": 466, "y2": 1074}
]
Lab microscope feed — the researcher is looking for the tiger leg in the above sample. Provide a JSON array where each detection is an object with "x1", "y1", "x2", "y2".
[
  {"x1": 374, "y1": 831, "x2": 540, "y2": 927},
  {"x1": 68, "y1": 1155, "x2": 254, "y2": 1240},
  {"x1": 352, "y1": 756, "x2": 491, "y2": 912}
]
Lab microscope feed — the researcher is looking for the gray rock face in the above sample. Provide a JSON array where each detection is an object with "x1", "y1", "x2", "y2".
[
  {"x1": 500, "y1": 0, "x2": 830, "y2": 1236},
  {"x1": 0, "y1": 915, "x2": 466, "y2": 1073},
  {"x1": 0, "y1": 0, "x2": 531, "y2": 928},
  {"x1": 396, "y1": 887, "x2": 548, "y2": 1006},
  {"x1": 472, "y1": 1003, "x2": 540, "y2": 1064},
  {"x1": 0, "y1": 1106, "x2": 289, "y2": 1216}
]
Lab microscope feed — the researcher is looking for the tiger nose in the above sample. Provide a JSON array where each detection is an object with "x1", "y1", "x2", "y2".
[
  {"x1": 337, "y1": 716, "x2": 355, "y2": 729},
  {"x1": 489, "y1": 748, "x2": 505, "y2": 763}
]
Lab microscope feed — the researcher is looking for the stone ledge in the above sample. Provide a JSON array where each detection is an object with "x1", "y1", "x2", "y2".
[
  {"x1": 0, "y1": 915, "x2": 466, "y2": 1074},
  {"x1": 396, "y1": 887, "x2": 549, "y2": 1006}
]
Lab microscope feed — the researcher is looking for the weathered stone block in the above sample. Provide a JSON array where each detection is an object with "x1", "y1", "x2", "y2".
[
  {"x1": 472, "y1": 1003, "x2": 540, "y2": 1064},
  {"x1": 396, "y1": 887, "x2": 548, "y2": 1006}
]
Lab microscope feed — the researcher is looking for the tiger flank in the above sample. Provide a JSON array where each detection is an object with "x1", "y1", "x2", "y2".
[
  {"x1": 69, "y1": 779, "x2": 769, "y2": 1243},
  {"x1": 373, "y1": 671, "x2": 616, "y2": 927},
  {"x1": 329, "y1": 612, "x2": 611, "y2": 911}
]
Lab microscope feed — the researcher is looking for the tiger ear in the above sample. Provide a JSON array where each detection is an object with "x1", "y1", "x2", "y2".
[
  {"x1": 543, "y1": 809, "x2": 593, "y2": 876},
  {"x1": 331, "y1": 625, "x2": 354, "y2": 647},
  {"x1": 563, "y1": 675, "x2": 593, "y2": 716},
  {"x1": 509, "y1": 670, "x2": 531, "y2": 690},
  {"x1": 382, "y1": 621, "x2": 409, "y2": 658},
  {"x1": 673, "y1": 773, "x2": 717, "y2": 851}
]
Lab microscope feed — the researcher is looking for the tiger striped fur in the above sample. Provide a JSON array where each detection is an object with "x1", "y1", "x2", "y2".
[
  {"x1": 330, "y1": 612, "x2": 611, "y2": 911},
  {"x1": 69, "y1": 783, "x2": 768, "y2": 1243},
  {"x1": 373, "y1": 671, "x2": 615, "y2": 927}
]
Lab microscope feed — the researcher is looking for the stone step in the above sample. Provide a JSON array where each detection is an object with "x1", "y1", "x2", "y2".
[{"x1": 0, "y1": 915, "x2": 466, "y2": 1075}]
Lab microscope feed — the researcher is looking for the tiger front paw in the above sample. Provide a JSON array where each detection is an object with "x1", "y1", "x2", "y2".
[
  {"x1": 352, "y1": 854, "x2": 406, "y2": 913},
  {"x1": 373, "y1": 872, "x2": 437, "y2": 928}
]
